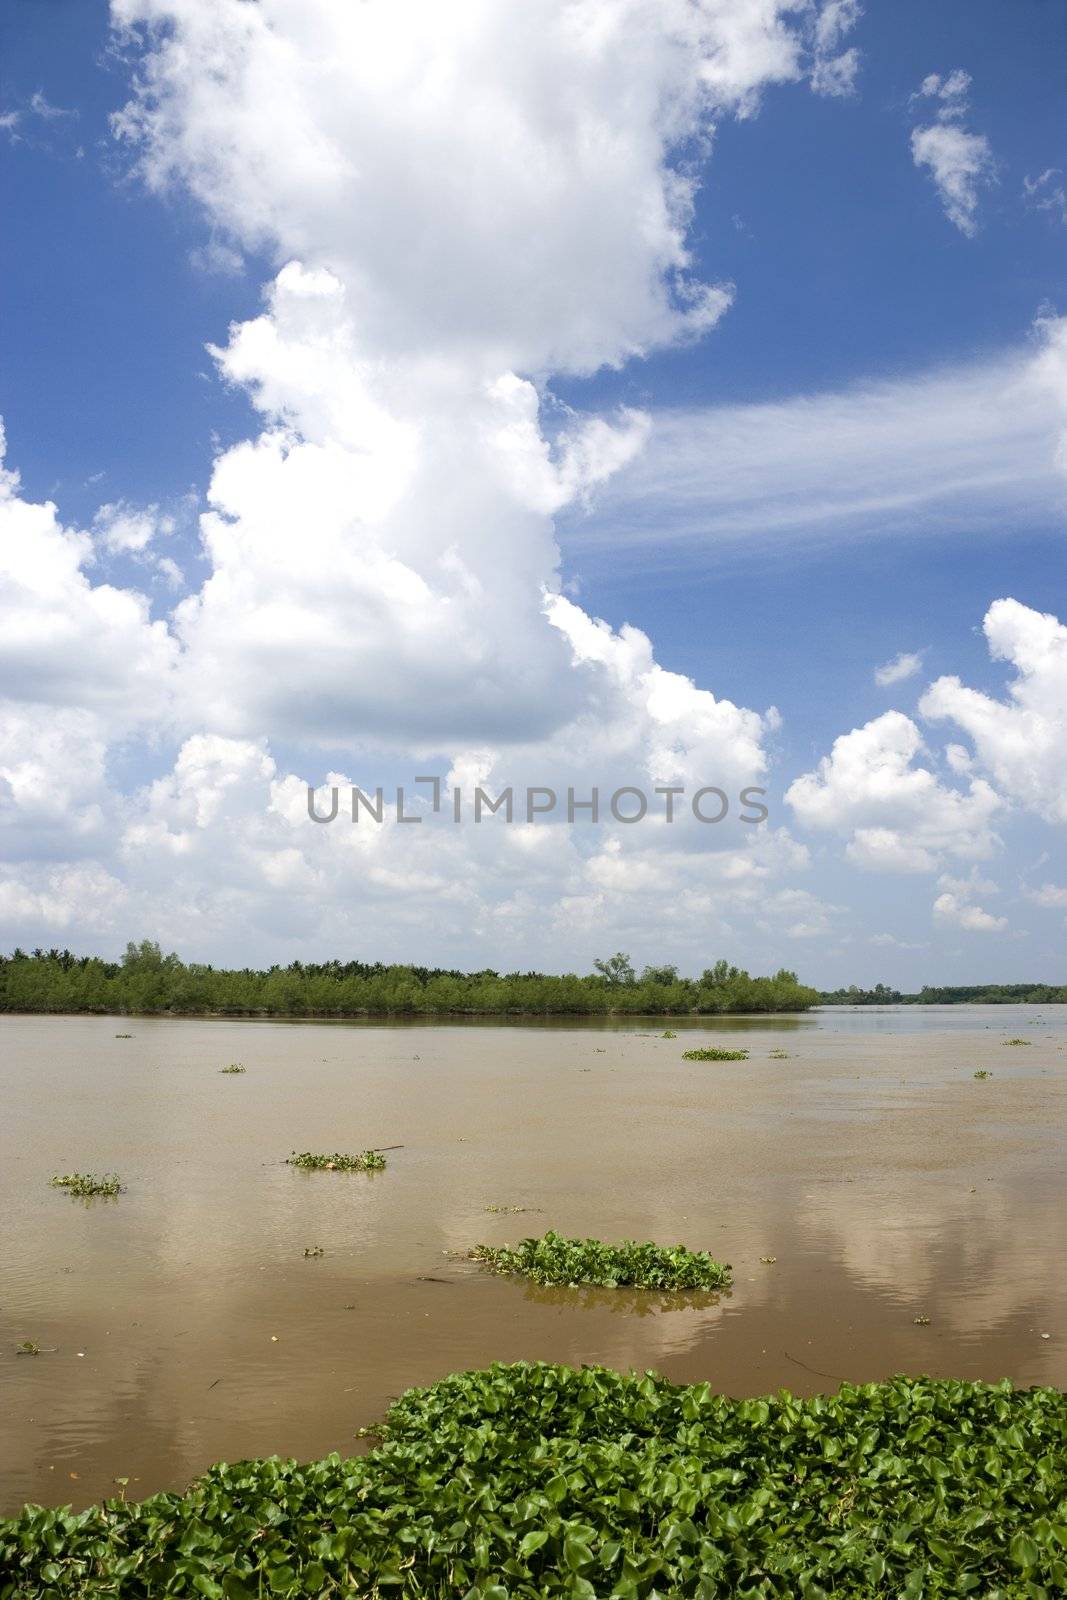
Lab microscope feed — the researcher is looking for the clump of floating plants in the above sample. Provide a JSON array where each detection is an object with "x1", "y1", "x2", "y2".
[
  {"x1": 682, "y1": 1046, "x2": 749, "y2": 1061},
  {"x1": 286, "y1": 1150, "x2": 386, "y2": 1171},
  {"x1": 303, "y1": 1246, "x2": 325, "y2": 1259},
  {"x1": 5, "y1": 1362, "x2": 1064, "y2": 1597},
  {"x1": 974, "y1": 1069, "x2": 993, "y2": 1080},
  {"x1": 769, "y1": 1047, "x2": 790, "y2": 1059},
  {"x1": 50, "y1": 1172, "x2": 123, "y2": 1198},
  {"x1": 469, "y1": 1230, "x2": 731, "y2": 1291},
  {"x1": 1002, "y1": 1038, "x2": 1031, "y2": 1046},
  {"x1": 218, "y1": 1063, "x2": 246, "y2": 1074},
  {"x1": 660, "y1": 1028, "x2": 677, "y2": 1038}
]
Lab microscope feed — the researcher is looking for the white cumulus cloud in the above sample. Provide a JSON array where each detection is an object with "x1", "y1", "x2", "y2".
[
  {"x1": 920, "y1": 598, "x2": 1067, "y2": 825},
  {"x1": 932, "y1": 892, "x2": 1006, "y2": 933},
  {"x1": 910, "y1": 70, "x2": 994, "y2": 237},
  {"x1": 785, "y1": 709, "x2": 1002, "y2": 873}
]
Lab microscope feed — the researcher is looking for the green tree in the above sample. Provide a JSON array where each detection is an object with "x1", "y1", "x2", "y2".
[{"x1": 592, "y1": 952, "x2": 636, "y2": 986}]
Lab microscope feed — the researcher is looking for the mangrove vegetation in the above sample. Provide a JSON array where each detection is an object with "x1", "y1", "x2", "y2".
[{"x1": 0, "y1": 944, "x2": 819, "y2": 1018}]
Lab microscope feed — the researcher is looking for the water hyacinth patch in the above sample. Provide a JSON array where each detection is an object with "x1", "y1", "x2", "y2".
[
  {"x1": 219, "y1": 1063, "x2": 246, "y2": 1074},
  {"x1": 682, "y1": 1046, "x2": 749, "y2": 1061},
  {"x1": 49, "y1": 1172, "x2": 123, "y2": 1198},
  {"x1": 286, "y1": 1150, "x2": 386, "y2": 1171},
  {"x1": 3, "y1": 1361, "x2": 1066, "y2": 1598},
  {"x1": 469, "y1": 1230, "x2": 731, "y2": 1290}
]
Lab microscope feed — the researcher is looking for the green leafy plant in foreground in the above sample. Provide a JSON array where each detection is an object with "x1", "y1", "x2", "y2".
[
  {"x1": 286, "y1": 1150, "x2": 386, "y2": 1171},
  {"x1": 49, "y1": 1172, "x2": 123, "y2": 1198},
  {"x1": 469, "y1": 1230, "x2": 731, "y2": 1290},
  {"x1": 3, "y1": 1362, "x2": 1066, "y2": 1598},
  {"x1": 682, "y1": 1046, "x2": 749, "y2": 1061}
]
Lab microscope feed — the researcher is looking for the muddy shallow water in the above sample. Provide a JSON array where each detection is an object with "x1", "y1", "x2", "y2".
[{"x1": 1, "y1": 1006, "x2": 1065, "y2": 1513}]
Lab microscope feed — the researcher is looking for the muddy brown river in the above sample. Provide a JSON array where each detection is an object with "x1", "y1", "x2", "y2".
[{"x1": 1, "y1": 1007, "x2": 1065, "y2": 1513}]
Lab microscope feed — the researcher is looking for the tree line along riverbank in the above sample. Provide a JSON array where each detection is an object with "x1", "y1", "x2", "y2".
[
  {"x1": 0, "y1": 944, "x2": 819, "y2": 1018},
  {"x1": 820, "y1": 981, "x2": 1067, "y2": 1004}
]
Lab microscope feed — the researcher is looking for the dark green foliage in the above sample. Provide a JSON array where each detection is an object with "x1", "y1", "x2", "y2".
[
  {"x1": 49, "y1": 1172, "x2": 123, "y2": 1197},
  {"x1": 469, "y1": 1231, "x2": 731, "y2": 1290},
  {"x1": 218, "y1": 1063, "x2": 246, "y2": 1074},
  {"x1": 1002, "y1": 1038, "x2": 1031, "y2": 1046},
  {"x1": 3, "y1": 1361, "x2": 1066, "y2": 1597},
  {"x1": 286, "y1": 1150, "x2": 386, "y2": 1171},
  {"x1": 819, "y1": 982, "x2": 906, "y2": 1004},
  {"x1": 0, "y1": 943, "x2": 820, "y2": 1017},
  {"x1": 682, "y1": 1047, "x2": 749, "y2": 1061},
  {"x1": 822, "y1": 982, "x2": 1066, "y2": 1005}
]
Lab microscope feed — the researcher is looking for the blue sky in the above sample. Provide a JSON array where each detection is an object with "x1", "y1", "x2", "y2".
[{"x1": 1, "y1": 0, "x2": 1065, "y2": 986}]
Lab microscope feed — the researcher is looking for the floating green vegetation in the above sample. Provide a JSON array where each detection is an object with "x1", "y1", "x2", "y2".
[
  {"x1": 974, "y1": 1069, "x2": 993, "y2": 1080},
  {"x1": 303, "y1": 1246, "x2": 325, "y2": 1259},
  {"x1": 113, "y1": 1033, "x2": 132, "y2": 1039},
  {"x1": 286, "y1": 1150, "x2": 386, "y2": 1172},
  {"x1": 768, "y1": 1047, "x2": 790, "y2": 1059},
  {"x1": 469, "y1": 1230, "x2": 730, "y2": 1291},
  {"x1": 682, "y1": 1046, "x2": 749, "y2": 1061},
  {"x1": 219, "y1": 1063, "x2": 246, "y2": 1074},
  {"x1": 49, "y1": 1172, "x2": 123, "y2": 1198},
  {"x1": 1003, "y1": 1038, "x2": 1031, "y2": 1046},
  {"x1": 661, "y1": 1028, "x2": 677, "y2": 1038},
  {"x1": 484, "y1": 1204, "x2": 543, "y2": 1214},
  {"x1": 4, "y1": 1362, "x2": 1066, "y2": 1597}
]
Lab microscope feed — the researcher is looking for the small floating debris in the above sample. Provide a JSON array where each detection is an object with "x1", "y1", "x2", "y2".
[
  {"x1": 683, "y1": 1047, "x2": 749, "y2": 1062},
  {"x1": 50, "y1": 1172, "x2": 124, "y2": 1197},
  {"x1": 287, "y1": 1150, "x2": 387, "y2": 1171},
  {"x1": 469, "y1": 1231, "x2": 731, "y2": 1290}
]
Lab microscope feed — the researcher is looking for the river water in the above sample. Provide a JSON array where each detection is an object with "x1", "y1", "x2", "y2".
[{"x1": 1, "y1": 1006, "x2": 1065, "y2": 1512}]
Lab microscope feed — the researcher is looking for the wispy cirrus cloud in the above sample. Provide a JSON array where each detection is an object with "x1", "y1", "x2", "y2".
[
  {"x1": 565, "y1": 335, "x2": 1067, "y2": 564},
  {"x1": 874, "y1": 650, "x2": 924, "y2": 688}
]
